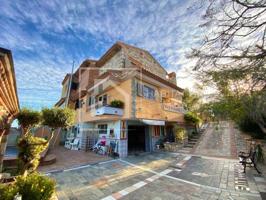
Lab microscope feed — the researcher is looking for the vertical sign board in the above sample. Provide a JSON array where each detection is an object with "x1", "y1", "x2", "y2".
[{"x1": 120, "y1": 120, "x2": 127, "y2": 139}]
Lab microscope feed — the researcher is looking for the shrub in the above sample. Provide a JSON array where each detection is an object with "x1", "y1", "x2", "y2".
[
  {"x1": 110, "y1": 100, "x2": 124, "y2": 108},
  {"x1": 16, "y1": 173, "x2": 55, "y2": 200},
  {"x1": 0, "y1": 173, "x2": 55, "y2": 200},
  {"x1": 238, "y1": 115, "x2": 265, "y2": 139},
  {"x1": 17, "y1": 134, "x2": 48, "y2": 177},
  {"x1": 0, "y1": 183, "x2": 18, "y2": 200},
  {"x1": 174, "y1": 125, "x2": 186, "y2": 142},
  {"x1": 256, "y1": 144, "x2": 264, "y2": 163}
]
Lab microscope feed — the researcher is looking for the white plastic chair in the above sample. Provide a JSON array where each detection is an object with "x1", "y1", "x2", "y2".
[
  {"x1": 64, "y1": 140, "x2": 71, "y2": 149},
  {"x1": 70, "y1": 138, "x2": 80, "y2": 150}
]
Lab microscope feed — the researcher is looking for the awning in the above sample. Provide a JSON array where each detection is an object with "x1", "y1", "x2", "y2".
[{"x1": 141, "y1": 119, "x2": 165, "y2": 126}]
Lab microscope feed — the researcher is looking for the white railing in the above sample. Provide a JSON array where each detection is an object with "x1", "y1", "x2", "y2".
[{"x1": 95, "y1": 105, "x2": 124, "y2": 116}]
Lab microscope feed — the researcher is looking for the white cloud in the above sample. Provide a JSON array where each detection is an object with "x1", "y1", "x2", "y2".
[{"x1": 0, "y1": 0, "x2": 207, "y2": 109}]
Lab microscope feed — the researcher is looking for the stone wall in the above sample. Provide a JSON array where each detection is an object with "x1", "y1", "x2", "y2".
[
  {"x1": 100, "y1": 50, "x2": 125, "y2": 74},
  {"x1": 126, "y1": 47, "x2": 168, "y2": 80}
]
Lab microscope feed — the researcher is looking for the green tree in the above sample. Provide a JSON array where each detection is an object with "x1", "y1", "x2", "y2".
[
  {"x1": 241, "y1": 91, "x2": 266, "y2": 134},
  {"x1": 17, "y1": 108, "x2": 41, "y2": 135},
  {"x1": 16, "y1": 109, "x2": 45, "y2": 177},
  {"x1": 190, "y1": 0, "x2": 266, "y2": 91},
  {"x1": 182, "y1": 89, "x2": 200, "y2": 112},
  {"x1": 189, "y1": 0, "x2": 266, "y2": 136},
  {"x1": 184, "y1": 112, "x2": 201, "y2": 125},
  {"x1": 16, "y1": 107, "x2": 75, "y2": 177},
  {"x1": 41, "y1": 107, "x2": 75, "y2": 140}
]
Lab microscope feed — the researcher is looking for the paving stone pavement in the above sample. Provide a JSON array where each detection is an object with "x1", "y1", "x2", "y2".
[
  {"x1": 48, "y1": 152, "x2": 263, "y2": 200},
  {"x1": 46, "y1": 121, "x2": 266, "y2": 200},
  {"x1": 193, "y1": 121, "x2": 236, "y2": 158}
]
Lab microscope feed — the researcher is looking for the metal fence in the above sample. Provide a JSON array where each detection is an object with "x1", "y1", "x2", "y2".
[{"x1": 80, "y1": 130, "x2": 99, "y2": 151}]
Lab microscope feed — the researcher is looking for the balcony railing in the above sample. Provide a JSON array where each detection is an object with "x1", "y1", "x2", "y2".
[
  {"x1": 162, "y1": 104, "x2": 185, "y2": 113},
  {"x1": 94, "y1": 105, "x2": 124, "y2": 116}
]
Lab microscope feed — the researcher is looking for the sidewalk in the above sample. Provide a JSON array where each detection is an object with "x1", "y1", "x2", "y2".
[{"x1": 233, "y1": 126, "x2": 266, "y2": 197}]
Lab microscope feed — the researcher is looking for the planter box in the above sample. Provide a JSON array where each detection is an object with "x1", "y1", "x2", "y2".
[
  {"x1": 95, "y1": 106, "x2": 123, "y2": 116},
  {"x1": 164, "y1": 142, "x2": 183, "y2": 152}
]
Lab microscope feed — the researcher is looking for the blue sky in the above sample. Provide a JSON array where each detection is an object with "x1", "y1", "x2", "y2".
[{"x1": 0, "y1": 0, "x2": 205, "y2": 110}]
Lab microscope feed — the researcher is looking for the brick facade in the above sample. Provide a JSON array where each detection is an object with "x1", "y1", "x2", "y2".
[{"x1": 56, "y1": 41, "x2": 185, "y2": 158}]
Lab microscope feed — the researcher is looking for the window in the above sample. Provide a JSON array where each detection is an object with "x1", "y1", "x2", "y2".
[
  {"x1": 97, "y1": 94, "x2": 108, "y2": 106},
  {"x1": 103, "y1": 94, "x2": 107, "y2": 105},
  {"x1": 71, "y1": 82, "x2": 79, "y2": 90},
  {"x1": 98, "y1": 124, "x2": 107, "y2": 135},
  {"x1": 136, "y1": 82, "x2": 155, "y2": 100},
  {"x1": 87, "y1": 96, "x2": 95, "y2": 107},
  {"x1": 75, "y1": 100, "x2": 82, "y2": 109},
  {"x1": 153, "y1": 126, "x2": 160, "y2": 137},
  {"x1": 143, "y1": 85, "x2": 155, "y2": 100}
]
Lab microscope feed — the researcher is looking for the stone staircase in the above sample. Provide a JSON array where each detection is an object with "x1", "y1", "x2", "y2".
[{"x1": 178, "y1": 134, "x2": 202, "y2": 154}]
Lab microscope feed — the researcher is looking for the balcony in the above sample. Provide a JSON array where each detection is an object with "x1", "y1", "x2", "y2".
[{"x1": 95, "y1": 105, "x2": 124, "y2": 116}]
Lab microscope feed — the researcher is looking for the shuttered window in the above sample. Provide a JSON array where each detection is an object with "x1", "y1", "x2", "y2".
[
  {"x1": 136, "y1": 82, "x2": 155, "y2": 100},
  {"x1": 86, "y1": 96, "x2": 95, "y2": 107},
  {"x1": 153, "y1": 126, "x2": 160, "y2": 137},
  {"x1": 137, "y1": 82, "x2": 143, "y2": 96}
]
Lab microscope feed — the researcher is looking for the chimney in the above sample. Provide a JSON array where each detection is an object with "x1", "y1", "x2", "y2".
[{"x1": 168, "y1": 72, "x2": 176, "y2": 84}]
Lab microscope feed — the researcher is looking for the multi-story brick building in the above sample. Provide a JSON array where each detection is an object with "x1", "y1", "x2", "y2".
[{"x1": 56, "y1": 42, "x2": 185, "y2": 157}]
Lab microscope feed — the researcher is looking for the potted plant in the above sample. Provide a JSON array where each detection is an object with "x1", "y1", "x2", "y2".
[{"x1": 110, "y1": 100, "x2": 124, "y2": 108}]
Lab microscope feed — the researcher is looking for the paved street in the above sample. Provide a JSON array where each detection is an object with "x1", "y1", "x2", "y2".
[{"x1": 49, "y1": 122, "x2": 265, "y2": 200}]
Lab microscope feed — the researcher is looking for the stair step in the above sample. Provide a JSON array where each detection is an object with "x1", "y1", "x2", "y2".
[
  {"x1": 178, "y1": 150, "x2": 191, "y2": 153},
  {"x1": 183, "y1": 147, "x2": 193, "y2": 150},
  {"x1": 188, "y1": 141, "x2": 197, "y2": 144},
  {"x1": 184, "y1": 146, "x2": 194, "y2": 149},
  {"x1": 191, "y1": 137, "x2": 200, "y2": 140},
  {"x1": 189, "y1": 138, "x2": 198, "y2": 142},
  {"x1": 40, "y1": 154, "x2": 56, "y2": 166},
  {"x1": 185, "y1": 143, "x2": 194, "y2": 147}
]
